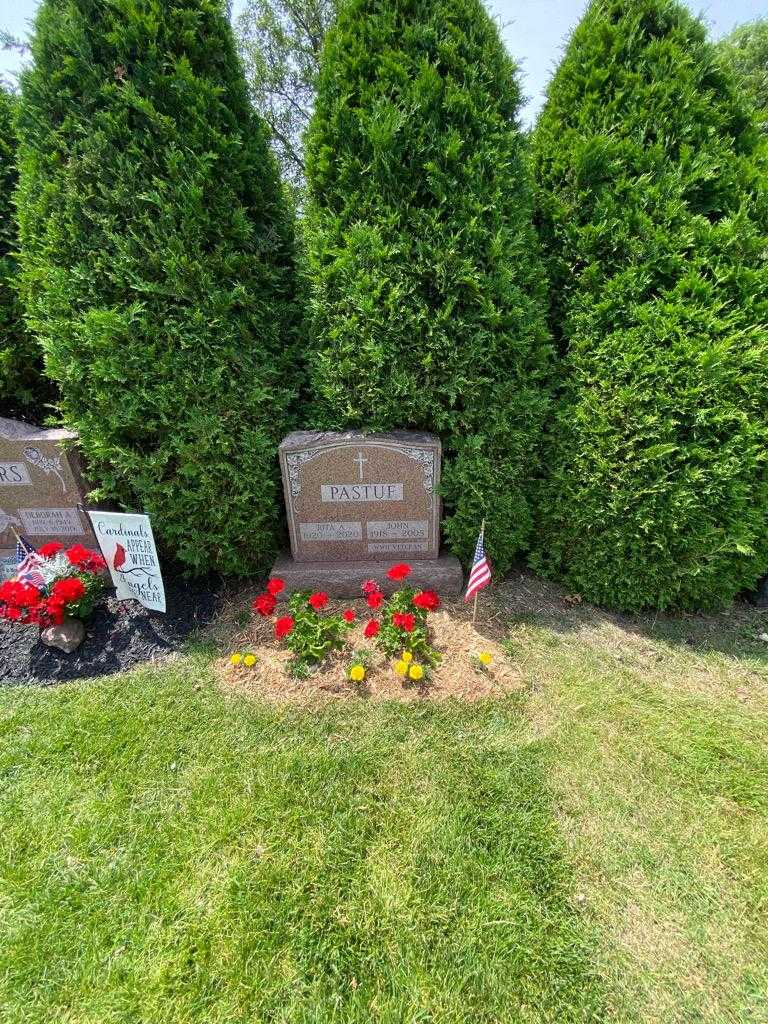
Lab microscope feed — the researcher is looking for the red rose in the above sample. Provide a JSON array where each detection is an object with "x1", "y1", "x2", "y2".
[
  {"x1": 38, "y1": 541, "x2": 64, "y2": 559},
  {"x1": 392, "y1": 612, "x2": 416, "y2": 632},
  {"x1": 266, "y1": 577, "x2": 285, "y2": 597},
  {"x1": 366, "y1": 590, "x2": 384, "y2": 610},
  {"x1": 363, "y1": 619, "x2": 380, "y2": 639},
  {"x1": 50, "y1": 577, "x2": 86, "y2": 604},
  {"x1": 343, "y1": 609, "x2": 355, "y2": 622},
  {"x1": 252, "y1": 593, "x2": 276, "y2": 617},
  {"x1": 65, "y1": 544, "x2": 91, "y2": 567},
  {"x1": 361, "y1": 579, "x2": 379, "y2": 596},
  {"x1": 413, "y1": 590, "x2": 440, "y2": 612},
  {"x1": 308, "y1": 591, "x2": 329, "y2": 611},
  {"x1": 275, "y1": 615, "x2": 294, "y2": 640},
  {"x1": 387, "y1": 563, "x2": 412, "y2": 581}
]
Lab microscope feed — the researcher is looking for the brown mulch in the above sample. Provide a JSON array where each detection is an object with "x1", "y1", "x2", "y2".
[{"x1": 215, "y1": 598, "x2": 524, "y2": 706}]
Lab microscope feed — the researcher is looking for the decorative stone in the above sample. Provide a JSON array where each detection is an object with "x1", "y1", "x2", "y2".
[
  {"x1": 279, "y1": 430, "x2": 442, "y2": 563},
  {"x1": 40, "y1": 616, "x2": 85, "y2": 653},
  {"x1": 271, "y1": 552, "x2": 463, "y2": 599},
  {"x1": 0, "y1": 418, "x2": 97, "y2": 573}
]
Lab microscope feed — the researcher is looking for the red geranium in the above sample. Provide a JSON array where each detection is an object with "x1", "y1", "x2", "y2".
[
  {"x1": 361, "y1": 579, "x2": 379, "y2": 596},
  {"x1": 50, "y1": 577, "x2": 86, "y2": 604},
  {"x1": 366, "y1": 590, "x2": 384, "y2": 610},
  {"x1": 363, "y1": 619, "x2": 380, "y2": 639},
  {"x1": 266, "y1": 577, "x2": 285, "y2": 597},
  {"x1": 38, "y1": 541, "x2": 64, "y2": 558},
  {"x1": 387, "y1": 563, "x2": 412, "y2": 581},
  {"x1": 65, "y1": 544, "x2": 91, "y2": 567},
  {"x1": 252, "y1": 592, "x2": 277, "y2": 617},
  {"x1": 413, "y1": 590, "x2": 440, "y2": 612},
  {"x1": 343, "y1": 609, "x2": 355, "y2": 623},
  {"x1": 275, "y1": 615, "x2": 294, "y2": 640},
  {"x1": 64, "y1": 544, "x2": 106, "y2": 573},
  {"x1": 392, "y1": 612, "x2": 416, "y2": 632},
  {"x1": 308, "y1": 591, "x2": 329, "y2": 611}
]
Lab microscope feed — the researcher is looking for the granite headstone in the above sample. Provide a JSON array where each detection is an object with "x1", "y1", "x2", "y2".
[
  {"x1": 273, "y1": 431, "x2": 463, "y2": 597},
  {"x1": 0, "y1": 418, "x2": 97, "y2": 577}
]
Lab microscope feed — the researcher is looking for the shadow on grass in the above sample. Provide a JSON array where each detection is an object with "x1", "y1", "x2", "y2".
[{"x1": 490, "y1": 568, "x2": 768, "y2": 665}]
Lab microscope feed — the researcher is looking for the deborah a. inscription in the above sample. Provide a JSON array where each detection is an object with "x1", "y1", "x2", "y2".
[{"x1": 279, "y1": 431, "x2": 441, "y2": 563}]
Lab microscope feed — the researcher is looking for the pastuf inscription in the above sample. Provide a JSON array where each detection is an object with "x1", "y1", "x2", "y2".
[
  {"x1": 321, "y1": 483, "x2": 403, "y2": 503},
  {"x1": 279, "y1": 431, "x2": 442, "y2": 563}
]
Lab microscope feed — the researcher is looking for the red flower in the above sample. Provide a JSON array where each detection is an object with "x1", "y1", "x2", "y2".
[
  {"x1": 252, "y1": 592, "x2": 276, "y2": 617},
  {"x1": 275, "y1": 615, "x2": 294, "y2": 640},
  {"x1": 413, "y1": 590, "x2": 440, "y2": 612},
  {"x1": 387, "y1": 563, "x2": 412, "y2": 581},
  {"x1": 363, "y1": 619, "x2": 380, "y2": 639},
  {"x1": 65, "y1": 545, "x2": 106, "y2": 573},
  {"x1": 50, "y1": 577, "x2": 86, "y2": 604},
  {"x1": 392, "y1": 612, "x2": 416, "y2": 632},
  {"x1": 38, "y1": 541, "x2": 64, "y2": 559},
  {"x1": 366, "y1": 590, "x2": 384, "y2": 610},
  {"x1": 65, "y1": 544, "x2": 91, "y2": 567},
  {"x1": 266, "y1": 577, "x2": 285, "y2": 597},
  {"x1": 343, "y1": 609, "x2": 355, "y2": 622},
  {"x1": 361, "y1": 579, "x2": 379, "y2": 596},
  {"x1": 308, "y1": 591, "x2": 329, "y2": 611},
  {"x1": 0, "y1": 580, "x2": 42, "y2": 610}
]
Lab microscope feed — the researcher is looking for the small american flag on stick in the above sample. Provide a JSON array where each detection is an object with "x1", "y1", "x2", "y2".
[
  {"x1": 465, "y1": 520, "x2": 491, "y2": 620},
  {"x1": 14, "y1": 532, "x2": 46, "y2": 589}
]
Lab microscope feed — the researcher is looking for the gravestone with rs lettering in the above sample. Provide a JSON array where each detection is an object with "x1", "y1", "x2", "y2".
[
  {"x1": 273, "y1": 431, "x2": 463, "y2": 596},
  {"x1": 0, "y1": 418, "x2": 98, "y2": 577}
]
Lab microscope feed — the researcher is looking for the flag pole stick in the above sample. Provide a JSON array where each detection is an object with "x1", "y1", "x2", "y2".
[
  {"x1": 10, "y1": 525, "x2": 23, "y2": 547},
  {"x1": 472, "y1": 518, "x2": 485, "y2": 626}
]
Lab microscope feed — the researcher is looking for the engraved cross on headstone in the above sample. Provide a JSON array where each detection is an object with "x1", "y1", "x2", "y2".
[{"x1": 353, "y1": 451, "x2": 368, "y2": 481}]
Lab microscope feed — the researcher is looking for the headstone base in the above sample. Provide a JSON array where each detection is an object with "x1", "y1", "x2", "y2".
[{"x1": 270, "y1": 552, "x2": 464, "y2": 599}]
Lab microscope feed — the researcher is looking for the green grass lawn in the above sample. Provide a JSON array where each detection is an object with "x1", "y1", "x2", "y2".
[{"x1": 1, "y1": 592, "x2": 767, "y2": 1023}]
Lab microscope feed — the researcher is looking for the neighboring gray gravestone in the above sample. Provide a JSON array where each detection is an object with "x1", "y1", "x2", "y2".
[
  {"x1": 0, "y1": 418, "x2": 98, "y2": 574},
  {"x1": 274, "y1": 431, "x2": 463, "y2": 597}
]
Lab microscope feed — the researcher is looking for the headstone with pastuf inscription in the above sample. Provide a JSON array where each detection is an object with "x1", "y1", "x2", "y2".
[
  {"x1": 272, "y1": 431, "x2": 463, "y2": 597},
  {"x1": 0, "y1": 418, "x2": 98, "y2": 578}
]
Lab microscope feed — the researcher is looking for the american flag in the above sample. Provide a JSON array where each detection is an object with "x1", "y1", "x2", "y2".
[
  {"x1": 464, "y1": 524, "x2": 492, "y2": 602},
  {"x1": 15, "y1": 535, "x2": 46, "y2": 589}
]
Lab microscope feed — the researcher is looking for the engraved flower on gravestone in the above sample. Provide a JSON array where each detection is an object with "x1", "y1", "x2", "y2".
[{"x1": 23, "y1": 446, "x2": 67, "y2": 494}]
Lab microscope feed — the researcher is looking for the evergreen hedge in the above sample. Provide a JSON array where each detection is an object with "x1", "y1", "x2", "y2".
[
  {"x1": 16, "y1": 0, "x2": 299, "y2": 575},
  {"x1": 0, "y1": 84, "x2": 50, "y2": 419},
  {"x1": 303, "y1": 0, "x2": 551, "y2": 574},
  {"x1": 531, "y1": 0, "x2": 768, "y2": 611}
]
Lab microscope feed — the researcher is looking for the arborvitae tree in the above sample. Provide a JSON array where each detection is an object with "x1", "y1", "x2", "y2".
[
  {"x1": 303, "y1": 0, "x2": 551, "y2": 574},
  {"x1": 717, "y1": 20, "x2": 768, "y2": 130},
  {"x1": 0, "y1": 84, "x2": 50, "y2": 419},
  {"x1": 16, "y1": 0, "x2": 299, "y2": 575},
  {"x1": 532, "y1": 0, "x2": 768, "y2": 611}
]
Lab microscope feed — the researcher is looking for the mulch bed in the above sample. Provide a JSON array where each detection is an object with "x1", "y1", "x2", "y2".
[
  {"x1": 0, "y1": 564, "x2": 220, "y2": 687},
  {"x1": 216, "y1": 599, "x2": 524, "y2": 706}
]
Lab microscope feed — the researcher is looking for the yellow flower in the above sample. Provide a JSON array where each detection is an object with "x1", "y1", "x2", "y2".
[
  {"x1": 401, "y1": 651, "x2": 413, "y2": 663},
  {"x1": 394, "y1": 660, "x2": 408, "y2": 677},
  {"x1": 478, "y1": 651, "x2": 493, "y2": 666},
  {"x1": 349, "y1": 664, "x2": 366, "y2": 682},
  {"x1": 230, "y1": 653, "x2": 242, "y2": 666},
  {"x1": 243, "y1": 654, "x2": 256, "y2": 667},
  {"x1": 408, "y1": 664, "x2": 424, "y2": 681}
]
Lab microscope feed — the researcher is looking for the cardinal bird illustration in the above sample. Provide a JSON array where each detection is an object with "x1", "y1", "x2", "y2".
[{"x1": 113, "y1": 543, "x2": 126, "y2": 571}]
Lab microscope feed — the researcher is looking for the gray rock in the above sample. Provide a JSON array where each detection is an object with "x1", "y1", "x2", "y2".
[{"x1": 41, "y1": 616, "x2": 85, "y2": 653}]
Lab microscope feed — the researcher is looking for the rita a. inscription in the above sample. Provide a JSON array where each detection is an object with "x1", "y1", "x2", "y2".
[{"x1": 279, "y1": 431, "x2": 442, "y2": 563}]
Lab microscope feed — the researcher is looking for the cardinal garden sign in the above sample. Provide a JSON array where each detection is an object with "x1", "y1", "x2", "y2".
[{"x1": 87, "y1": 510, "x2": 166, "y2": 612}]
